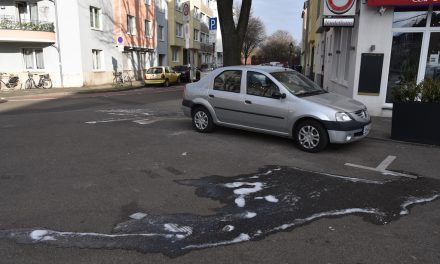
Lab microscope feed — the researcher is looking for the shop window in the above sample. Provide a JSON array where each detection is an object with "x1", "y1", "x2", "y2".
[
  {"x1": 393, "y1": 7, "x2": 428, "y2": 28},
  {"x1": 425, "y1": 32, "x2": 440, "y2": 80},
  {"x1": 431, "y1": 6, "x2": 440, "y2": 27},
  {"x1": 386, "y1": 32, "x2": 423, "y2": 103}
]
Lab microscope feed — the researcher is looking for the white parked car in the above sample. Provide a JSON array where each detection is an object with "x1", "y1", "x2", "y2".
[{"x1": 182, "y1": 66, "x2": 371, "y2": 152}]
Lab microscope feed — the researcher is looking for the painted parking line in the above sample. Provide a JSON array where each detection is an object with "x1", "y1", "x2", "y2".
[{"x1": 345, "y1": 155, "x2": 417, "y2": 179}]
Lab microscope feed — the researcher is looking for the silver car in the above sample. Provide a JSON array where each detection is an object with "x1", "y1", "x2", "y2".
[{"x1": 182, "y1": 66, "x2": 371, "y2": 152}]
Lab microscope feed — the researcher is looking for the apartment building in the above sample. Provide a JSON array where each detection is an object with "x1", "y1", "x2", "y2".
[
  {"x1": 167, "y1": 0, "x2": 214, "y2": 68},
  {"x1": 155, "y1": 0, "x2": 168, "y2": 66},
  {"x1": 0, "y1": 0, "x2": 158, "y2": 88}
]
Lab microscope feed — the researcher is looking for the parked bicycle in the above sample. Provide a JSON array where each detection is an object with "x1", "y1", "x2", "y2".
[
  {"x1": 25, "y1": 72, "x2": 52, "y2": 89},
  {"x1": 113, "y1": 71, "x2": 133, "y2": 88},
  {"x1": 0, "y1": 73, "x2": 21, "y2": 90}
]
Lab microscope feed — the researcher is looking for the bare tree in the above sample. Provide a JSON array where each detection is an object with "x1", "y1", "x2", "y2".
[
  {"x1": 217, "y1": 0, "x2": 252, "y2": 66},
  {"x1": 242, "y1": 16, "x2": 265, "y2": 65},
  {"x1": 257, "y1": 30, "x2": 299, "y2": 65}
]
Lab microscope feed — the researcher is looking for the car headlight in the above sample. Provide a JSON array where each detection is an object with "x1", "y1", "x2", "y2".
[{"x1": 335, "y1": 112, "x2": 353, "y2": 122}]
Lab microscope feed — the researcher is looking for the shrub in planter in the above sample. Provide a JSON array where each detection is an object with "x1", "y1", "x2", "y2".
[{"x1": 391, "y1": 78, "x2": 440, "y2": 146}]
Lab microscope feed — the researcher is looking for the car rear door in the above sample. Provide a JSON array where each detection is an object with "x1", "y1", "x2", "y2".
[{"x1": 207, "y1": 70, "x2": 246, "y2": 124}]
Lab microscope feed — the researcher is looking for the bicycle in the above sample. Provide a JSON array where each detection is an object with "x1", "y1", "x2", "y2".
[
  {"x1": 25, "y1": 72, "x2": 52, "y2": 89},
  {"x1": 0, "y1": 73, "x2": 21, "y2": 90},
  {"x1": 113, "y1": 71, "x2": 133, "y2": 88}
]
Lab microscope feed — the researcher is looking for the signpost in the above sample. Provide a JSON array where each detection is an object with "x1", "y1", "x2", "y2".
[{"x1": 209, "y1": 17, "x2": 218, "y2": 66}]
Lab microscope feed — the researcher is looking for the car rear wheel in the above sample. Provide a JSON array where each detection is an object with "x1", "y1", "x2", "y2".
[
  {"x1": 294, "y1": 120, "x2": 329, "y2": 153},
  {"x1": 192, "y1": 107, "x2": 215, "y2": 133}
]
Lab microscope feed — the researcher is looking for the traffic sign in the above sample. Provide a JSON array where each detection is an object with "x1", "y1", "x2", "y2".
[
  {"x1": 183, "y1": 2, "x2": 190, "y2": 23},
  {"x1": 209, "y1": 17, "x2": 217, "y2": 31}
]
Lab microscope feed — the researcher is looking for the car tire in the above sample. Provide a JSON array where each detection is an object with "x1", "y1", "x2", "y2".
[
  {"x1": 294, "y1": 120, "x2": 329, "y2": 153},
  {"x1": 192, "y1": 107, "x2": 215, "y2": 133}
]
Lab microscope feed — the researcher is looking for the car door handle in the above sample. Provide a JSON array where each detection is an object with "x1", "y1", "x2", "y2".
[
  {"x1": 209, "y1": 94, "x2": 215, "y2": 98},
  {"x1": 245, "y1": 100, "x2": 252, "y2": 104}
]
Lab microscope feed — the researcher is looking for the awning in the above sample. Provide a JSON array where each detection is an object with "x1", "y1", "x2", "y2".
[{"x1": 367, "y1": 0, "x2": 438, "y2": 6}]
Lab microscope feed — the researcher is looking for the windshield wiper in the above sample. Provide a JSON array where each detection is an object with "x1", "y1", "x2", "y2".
[{"x1": 295, "y1": 90, "x2": 327, "y2": 97}]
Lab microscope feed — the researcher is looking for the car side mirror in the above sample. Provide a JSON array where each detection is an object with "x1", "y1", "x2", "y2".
[{"x1": 272, "y1": 91, "x2": 286, "y2": 99}]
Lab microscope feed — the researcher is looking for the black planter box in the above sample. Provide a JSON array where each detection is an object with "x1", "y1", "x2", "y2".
[{"x1": 392, "y1": 102, "x2": 440, "y2": 146}]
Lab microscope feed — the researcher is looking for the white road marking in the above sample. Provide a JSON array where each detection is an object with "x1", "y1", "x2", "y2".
[{"x1": 345, "y1": 155, "x2": 417, "y2": 179}]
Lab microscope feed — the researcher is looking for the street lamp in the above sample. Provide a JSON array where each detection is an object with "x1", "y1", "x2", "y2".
[{"x1": 289, "y1": 42, "x2": 294, "y2": 69}]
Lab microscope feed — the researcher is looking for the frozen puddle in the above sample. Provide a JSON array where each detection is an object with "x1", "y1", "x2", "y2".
[{"x1": 1, "y1": 166, "x2": 439, "y2": 257}]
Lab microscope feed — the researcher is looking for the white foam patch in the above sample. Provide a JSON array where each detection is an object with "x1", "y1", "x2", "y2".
[
  {"x1": 273, "y1": 208, "x2": 381, "y2": 231},
  {"x1": 129, "y1": 213, "x2": 147, "y2": 220},
  {"x1": 244, "y1": 212, "x2": 257, "y2": 219},
  {"x1": 400, "y1": 195, "x2": 440, "y2": 216},
  {"x1": 235, "y1": 197, "x2": 246, "y2": 207},
  {"x1": 183, "y1": 233, "x2": 251, "y2": 249},
  {"x1": 264, "y1": 195, "x2": 279, "y2": 203},
  {"x1": 222, "y1": 225, "x2": 235, "y2": 232},
  {"x1": 233, "y1": 182, "x2": 263, "y2": 196},
  {"x1": 163, "y1": 223, "x2": 193, "y2": 238},
  {"x1": 30, "y1": 230, "x2": 48, "y2": 240}
]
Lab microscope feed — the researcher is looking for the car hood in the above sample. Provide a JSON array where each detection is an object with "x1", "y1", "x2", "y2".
[{"x1": 301, "y1": 92, "x2": 365, "y2": 113}]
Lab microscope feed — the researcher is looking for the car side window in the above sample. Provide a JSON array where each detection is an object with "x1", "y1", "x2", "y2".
[
  {"x1": 247, "y1": 71, "x2": 280, "y2": 98},
  {"x1": 213, "y1": 70, "x2": 242, "y2": 93}
]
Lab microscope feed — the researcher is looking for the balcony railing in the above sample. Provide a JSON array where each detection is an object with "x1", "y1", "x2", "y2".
[{"x1": 0, "y1": 15, "x2": 54, "y2": 32}]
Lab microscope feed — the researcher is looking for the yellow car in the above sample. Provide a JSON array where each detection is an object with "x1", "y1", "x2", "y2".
[{"x1": 145, "y1": 66, "x2": 181, "y2": 87}]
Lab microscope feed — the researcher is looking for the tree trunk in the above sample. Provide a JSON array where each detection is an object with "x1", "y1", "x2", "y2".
[{"x1": 217, "y1": 0, "x2": 252, "y2": 66}]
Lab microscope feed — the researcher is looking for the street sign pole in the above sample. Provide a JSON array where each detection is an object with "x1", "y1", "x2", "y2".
[{"x1": 209, "y1": 17, "x2": 218, "y2": 67}]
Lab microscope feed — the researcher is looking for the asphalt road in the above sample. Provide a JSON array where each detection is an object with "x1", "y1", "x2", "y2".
[{"x1": 0, "y1": 87, "x2": 439, "y2": 264}]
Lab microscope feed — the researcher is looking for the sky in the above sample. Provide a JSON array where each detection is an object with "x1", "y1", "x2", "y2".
[{"x1": 251, "y1": 0, "x2": 304, "y2": 43}]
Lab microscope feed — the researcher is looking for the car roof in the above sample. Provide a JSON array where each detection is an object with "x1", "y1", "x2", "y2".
[{"x1": 218, "y1": 65, "x2": 293, "y2": 73}]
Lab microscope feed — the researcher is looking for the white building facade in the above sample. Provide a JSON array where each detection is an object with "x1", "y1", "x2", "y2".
[{"x1": 308, "y1": 0, "x2": 440, "y2": 116}]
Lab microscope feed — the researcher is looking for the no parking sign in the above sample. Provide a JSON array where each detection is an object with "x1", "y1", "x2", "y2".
[{"x1": 324, "y1": 0, "x2": 356, "y2": 15}]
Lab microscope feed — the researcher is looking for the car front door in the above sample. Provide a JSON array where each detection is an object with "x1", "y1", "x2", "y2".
[
  {"x1": 208, "y1": 70, "x2": 246, "y2": 124},
  {"x1": 241, "y1": 71, "x2": 289, "y2": 133}
]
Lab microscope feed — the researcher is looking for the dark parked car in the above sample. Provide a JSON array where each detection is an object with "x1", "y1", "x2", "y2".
[{"x1": 172, "y1": 65, "x2": 201, "y2": 83}]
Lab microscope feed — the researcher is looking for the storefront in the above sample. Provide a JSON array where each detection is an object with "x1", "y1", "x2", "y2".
[{"x1": 316, "y1": 0, "x2": 440, "y2": 116}]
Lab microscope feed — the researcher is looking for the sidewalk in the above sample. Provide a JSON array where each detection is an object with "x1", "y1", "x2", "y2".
[{"x1": 0, "y1": 80, "x2": 147, "y2": 100}]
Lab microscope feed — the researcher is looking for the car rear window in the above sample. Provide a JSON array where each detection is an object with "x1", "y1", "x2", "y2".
[
  {"x1": 147, "y1": 68, "x2": 163, "y2": 74},
  {"x1": 214, "y1": 70, "x2": 242, "y2": 93}
]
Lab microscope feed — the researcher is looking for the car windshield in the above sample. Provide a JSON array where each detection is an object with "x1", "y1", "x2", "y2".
[
  {"x1": 147, "y1": 68, "x2": 163, "y2": 74},
  {"x1": 271, "y1": 71, "x2": 326, "y2": 96}
]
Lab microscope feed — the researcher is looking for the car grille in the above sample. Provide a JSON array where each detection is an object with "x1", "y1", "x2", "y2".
[{"x1": 353, "y1": 109, "x2": 370, "y2": 120}]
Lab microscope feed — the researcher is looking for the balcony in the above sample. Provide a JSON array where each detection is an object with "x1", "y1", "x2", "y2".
[{"x1": 0, "y1": 16, "x2": 55, "y2": 43}]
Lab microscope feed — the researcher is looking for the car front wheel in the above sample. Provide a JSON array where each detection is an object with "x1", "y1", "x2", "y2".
[
  {"x1": 192, "y1": 107, "x2": 215, "y2": 133},
  {"x1": 294, "y1": 120, "x2": 329, "y2": 153}
]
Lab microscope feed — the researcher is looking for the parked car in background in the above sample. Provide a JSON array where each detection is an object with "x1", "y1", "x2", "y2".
[
  {"x1": 145, "y1": 66, "x2": 181, "y2": 87},
  {"x1": 182, "y1": 66, "x2": 371, "y2": 153},
  {"x1": 172, "y1": 65, "x2": 201, "y2": 83}
]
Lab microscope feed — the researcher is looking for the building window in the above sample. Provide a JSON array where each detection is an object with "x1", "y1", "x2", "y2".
[
  {"x1": 194, "y1": 29, "x2": 200, "y2": 41},
  {"x1": 172, "y1": 48, "x2": 179, "y2": 62},
  {"x1": 92, "y1": 49, "x2": 103, "y2": 70},
  {"x1": 145, "y1": 0, "x2": 151, "y2": 5},
  {"x1": 23, "y1": 48, "x2": 44, "y2": 70},
  {"x1": 90, "y1": 6, "x2": 101, "y2": 29},
  {"x1": 194, "y1": 6, "x2": 200, "y2": 19},
  {"x1": 145, "y1": 20, "x2": 152, "y2": 38},
  {"x1": 175, "y1": 0, "x2": 182, "y2": 11},
  {"x1": 158, "y1": 25, "x2": 164, "y2": 41},
  {"x1": 157, "y1": 0, "x2": 166, "y2": 13},
  {"x1": 176, "y1": 22, "x2": 183, "y2": 37},
  {"x1": 200, "y1": 13, "x2": 206, "y2": 24},
  {"x1": 127, "y1": 15, "x2": 136, "y2": 35}
]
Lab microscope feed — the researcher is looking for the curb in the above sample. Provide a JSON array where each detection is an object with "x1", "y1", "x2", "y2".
[{"x1": 0, "y1": 97, "x2": 7, "y2": 104}]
